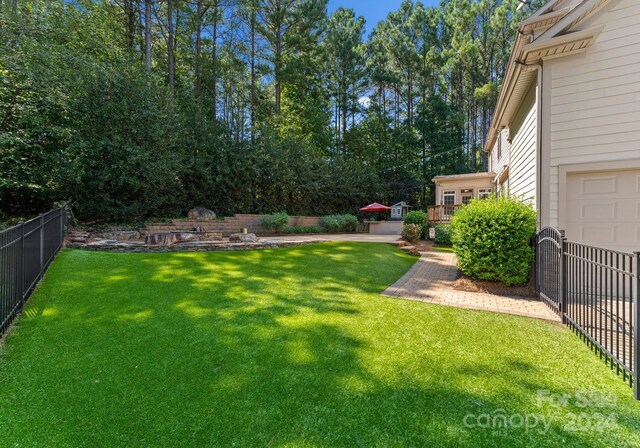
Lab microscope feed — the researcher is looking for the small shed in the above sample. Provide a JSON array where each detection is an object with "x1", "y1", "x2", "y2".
[{"x1": 390, "y1": 202, "x2": 411, "y2": 221}]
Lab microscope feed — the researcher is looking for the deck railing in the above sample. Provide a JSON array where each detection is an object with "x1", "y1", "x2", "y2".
[{"x1": 427, "y1": 205, "x2": 463, "y2": 223}]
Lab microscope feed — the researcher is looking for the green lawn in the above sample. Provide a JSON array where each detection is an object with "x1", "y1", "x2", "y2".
[{"x1": 0, "y1": 243, "x2": 638, "y2": 447}]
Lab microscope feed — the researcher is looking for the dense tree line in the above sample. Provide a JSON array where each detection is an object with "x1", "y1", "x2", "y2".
[{"x1": 0, "y1": 0, "x2": 542, "y2": 221}]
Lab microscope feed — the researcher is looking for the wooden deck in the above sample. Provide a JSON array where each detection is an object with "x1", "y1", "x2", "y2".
[{"x1": 427, "y1": 205, "x2": 463, "y2": 224}]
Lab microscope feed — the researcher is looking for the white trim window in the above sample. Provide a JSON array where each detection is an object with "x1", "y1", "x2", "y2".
[
  {"x1": 443, "y1": 190, "x2": 456, "y2": 217},
  {"x1": 461, "y1": 188, "x2": 473, "y2": 205},
  {"x1": 478, "y1": 188, "x2": 493, "y2": 200},
  {"x1": 443, "y1": 190, "x2": 456, "y2": 206}
]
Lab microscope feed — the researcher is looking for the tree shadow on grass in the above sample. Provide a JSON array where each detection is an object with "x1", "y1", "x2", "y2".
[{"x1": 2, "y1": 243, "x2": 639, "y2": 447}]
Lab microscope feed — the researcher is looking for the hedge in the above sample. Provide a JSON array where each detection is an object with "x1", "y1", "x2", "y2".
[
  {"x1": 401, "y1": 223, "x2": 422, "y2": 243},
  {"x1": 321, "y1": 214, "x2": 358, "y2": 232},
  {"x1": 260, "y1": 212, "x2": 289, "y2": 233},
  {"x1": 450, "y1": 195, "x2": 536, "y2": 286},
  {"x1": 403, "y1": 210, "x2": 427, "y2": 239},
  {"x1": 433, "y1": 224, "x2": 452, "y2": 245},
  {"x1": 281, "y1": 225, "x2": 324, "y2": 234}
]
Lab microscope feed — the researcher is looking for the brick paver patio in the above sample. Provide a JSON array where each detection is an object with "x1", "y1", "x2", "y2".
[{"x1": 382, "y1": 250, "x2": 560, "y2": 322}]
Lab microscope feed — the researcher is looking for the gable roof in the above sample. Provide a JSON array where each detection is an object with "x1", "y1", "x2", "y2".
[{"x1": 484, "y1": 0, "x2": 613, "y2": 152}]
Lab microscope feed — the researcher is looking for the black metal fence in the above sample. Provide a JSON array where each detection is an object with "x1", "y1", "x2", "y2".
[
  {"x1": 535, "y1": 227, "x2": 639, "y2": 400},
  {"x1": 0, "y1": 206, "x2": 68, "y2": 336}
]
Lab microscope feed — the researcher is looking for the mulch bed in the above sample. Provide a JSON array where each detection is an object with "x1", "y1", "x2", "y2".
[
  {"x1": 411, "y1": 240, "x2": 434, "y2": 252},
  {"x1": 398, "y1": 238, "x2": 537, "y2": 298},
  {"x1": 452, "y1": 273, "x2": 535, "y2": 298}
]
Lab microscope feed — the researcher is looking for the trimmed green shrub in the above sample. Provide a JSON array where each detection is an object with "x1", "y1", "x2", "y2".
[
  {"x1": 403, "y1": 210, "x2": 427, "y2": 239},
  {"x1": 450, "y1": 195, "x2": 536, "y2": 286},
  {"x1": 281, "y1": 225, "x2": 324, "y2": 234},
  {"x1": 321, "y1": 214, "x2": 358, "y2": 232},
  {"x1": 321, "y1": 215, "x2": 340, "y2": 232},
  {"x1": 401, "y1": 224, "x2": 422, "y2": 243},
  {"x1": 337, "y1": 214, "x2": 358, "y2": 232},
  {"x1": 260, "y1": 212, "x2": 289, "y2": 233},
  {"x1": 434, "y1": 224, "x2": 453, "y2": 245}
]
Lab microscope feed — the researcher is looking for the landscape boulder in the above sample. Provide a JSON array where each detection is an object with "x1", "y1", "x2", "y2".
[
  {"x1": 145, "y1": 232, "x2": 196, "y2": 246},
  {"x1": 187, "y1": 207, "x2": 216, "y2": 220},
  {"x1": 229, "y1": 233, "x2": 260, "y2": 243}
]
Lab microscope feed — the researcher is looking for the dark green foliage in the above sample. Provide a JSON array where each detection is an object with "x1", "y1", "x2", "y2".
[
  {"x1": 434, "y1": 224, "x2": 453, "y2": 245},
  {"x1": 414, "y1": 95, "x2": 467, "y2": 206},
  {"x1": 403, "y1": 210, "x2": 427, "y2": 239},
  {"x1": 401, "y1": 223, "x2": 422, "y2": 243},
  {"x1": 321, "y1": 215, "x2": 340, "y2": 232},
  {"x1": 403, "y1": 210, "x2": 427, "y2": 226},
  {"x1": 260, "y1": 212, "x2": 289, "y2": 233},
  {"x1": 281, "y1": 225, "x2": 324, "y2": 234},
  {"x1": 0, "y1": 0, "x2": 538, "y2": 221},
  {"x1": 321, "y1": 214, "x2": 358, "y2": 232},
  {"x1": 450, "y1": 195, "x2": 537, "y2": 286},
  {"x1": 336, "y1": 214, "x2": 358, "y2": 232}
]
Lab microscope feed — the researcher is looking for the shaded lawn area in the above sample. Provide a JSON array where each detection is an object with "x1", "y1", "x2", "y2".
[{"x1": 0, "y1": 243, "x2": 638, "y2": 447}]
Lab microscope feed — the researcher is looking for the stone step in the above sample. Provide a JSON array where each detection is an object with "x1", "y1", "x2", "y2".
[
  {"x1": 68, "y1": 232, "x2": 89, "y2": 237},
  {"x1": 67, "y1": 237, "x2": 88, "y2": 243}
]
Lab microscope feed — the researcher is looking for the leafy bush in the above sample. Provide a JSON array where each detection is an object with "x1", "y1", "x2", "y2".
[
  {"x1": 321, "y1": 215, "x2": 340, "y2": 232},
  {"x1": 403, "y1": 210, "x2": 426, "y2": 226},
  {"x1": 401, "y1": 224, "x2": 422, "y2": 243},
  {"x1": 403, "y1": 210, "x2": 427, "y2": 239},
  {"x1": 321, "y1": 214, "x2": 358, "y2": 232},
  {"x1": 337, "y1": 214, "x2": 358, "y2": 232},
  {"x1": 281, "y1": 225, "x2": 324, "y2": 234},
  {"x1": 450, "y1": 195, "x2": 536, "y2": 286},
  {"x1": 434, "y1": 224, "x2": 453, "y2": 245},
  {"x1": 260, "y1": 212, "x2": 289, "y2": 233}
]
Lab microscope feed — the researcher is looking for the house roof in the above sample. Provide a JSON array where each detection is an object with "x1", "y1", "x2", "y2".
[
  {"x1": 391, "y1": 202, "x2": 411, "y2": 207},
  {"x1": 484, "y1": 0, "x2": 613, "y2": 152},
  {"x1": 432, "y1": 172, "x2": 496, "y2": 183}
]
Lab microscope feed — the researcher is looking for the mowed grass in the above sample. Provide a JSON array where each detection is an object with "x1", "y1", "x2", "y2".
[{"x1": 0, "y1": 243, "x2": 638, "y2": 447}]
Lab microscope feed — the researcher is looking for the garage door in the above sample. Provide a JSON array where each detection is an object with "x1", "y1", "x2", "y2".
[{"x1": 566, "y1": 169, "x2": 640, "y2": 253}]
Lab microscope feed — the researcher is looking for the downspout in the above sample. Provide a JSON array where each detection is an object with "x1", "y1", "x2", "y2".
[
  {"x1": 516, "y1": 28, "x2": 543, "y2": 228},
  {"x1": 521, "y1": 62, "x2": 543, "y2": 229},
  {"x1": 535, "y1": 64, "x2": 543, "y2": 230}
]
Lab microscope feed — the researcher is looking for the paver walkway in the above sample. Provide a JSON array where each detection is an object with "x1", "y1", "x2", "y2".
[
  {"x1": 264, "y1": 234, "x2": 401, "y2": 244},
  {"x1": 382, "y1": 250, "x2": 560, "y2": 322}
]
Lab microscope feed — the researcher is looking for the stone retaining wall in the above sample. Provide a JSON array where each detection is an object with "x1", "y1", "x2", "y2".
[
  {"x1": 144, "y1": 214, "x2": 322, "y2": 237},
  {"x1": 70, "y1": 239, "x2": 323, "y2": 253}
]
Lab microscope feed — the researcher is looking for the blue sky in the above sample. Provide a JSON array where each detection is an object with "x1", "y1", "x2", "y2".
[{"x1": 327, "y1": 0, "x2": 442, "y2": 36}]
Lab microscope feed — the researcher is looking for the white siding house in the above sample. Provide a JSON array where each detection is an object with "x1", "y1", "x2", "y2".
[
  {"x1": 507, "y1": 87, "x2": 538, "y2": 204},
  {"x1": 482, "y1": 0, "x2": 640, "y2": 253}
]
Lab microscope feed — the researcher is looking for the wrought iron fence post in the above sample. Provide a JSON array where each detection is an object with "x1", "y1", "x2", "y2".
[
  {"x1": 39, "y1": 214, "x2": 44, "y2": 279},
  {"x1": 561, "y1": 237, "x2": 568, "y2": 324},
  {"x1": 20, "y1": 223, "x2": 25, "y2": 307},
  {"x1": 534, "y1": 233, "x2": 539, "y2": 294},
  {"x1": 634, "y1": 252, "x2": 639, "y2": 400},
  {"x1": 59, "y1": 208, "x2": 63, "y2": 249}
]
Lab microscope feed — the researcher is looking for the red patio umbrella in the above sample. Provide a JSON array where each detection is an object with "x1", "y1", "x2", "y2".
[{"x1": 359, "y1": 202, "x2": 391, "y2": 212}]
